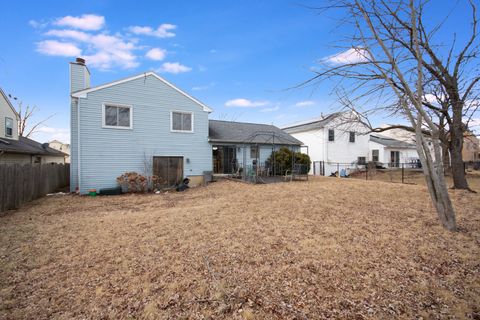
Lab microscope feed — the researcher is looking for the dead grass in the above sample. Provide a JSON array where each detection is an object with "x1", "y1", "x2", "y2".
[{"x1": 0, "y1": 177, "x2": 479, "y2": 319}]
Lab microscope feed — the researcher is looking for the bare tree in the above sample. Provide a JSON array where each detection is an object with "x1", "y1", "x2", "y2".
[
  {"x1": 16, "y1": 101, "x2": 54, "y2": 138},
  {"x1": 302, "y1": 0, "x2": 477, "y2": 230}
]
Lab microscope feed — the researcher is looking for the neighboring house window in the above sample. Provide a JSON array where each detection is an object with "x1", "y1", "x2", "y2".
[
  {"x1": 171, "y1": 111, "x2": 193, "y2": 132},
  {"x1": 250, "y1": 146, "x2": 259, "y2": 159},
  {"x1": 5, "y1": 117, "x2": 13, "y2": 137},
  {"x1": 358, "y1": 156, "x2": 366, "y2": 165},
  {"x1": 349, "y1": 131, "x2": 355, "y2": 143},
  {"x1": 328, "y1": 129, "x2": 335, "y2": 141},
  {"x1": 372, "y1": 149, "x2": 379, "y2": 162},
  {"x1": 103, "y1": 104, "x2": 132, "y2": 129}
]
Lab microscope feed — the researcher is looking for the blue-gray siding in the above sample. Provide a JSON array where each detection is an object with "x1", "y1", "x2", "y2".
[{"x1": 72, "y1": 75, "x2": 211, "y2": 193}]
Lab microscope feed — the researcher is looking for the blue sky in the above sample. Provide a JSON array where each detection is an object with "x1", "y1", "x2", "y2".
[{"x1": 0, "y1": 0, "x2": 477, "y2": 143}]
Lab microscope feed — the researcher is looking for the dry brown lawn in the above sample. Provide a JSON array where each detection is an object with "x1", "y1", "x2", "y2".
[{"x1": 0, "y1": 177, "x2": 479, "y2": 319}]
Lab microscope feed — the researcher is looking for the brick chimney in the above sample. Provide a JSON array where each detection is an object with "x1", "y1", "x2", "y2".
[{"x1": 69, "y1": 57, "x2": 90, "y2": 93}]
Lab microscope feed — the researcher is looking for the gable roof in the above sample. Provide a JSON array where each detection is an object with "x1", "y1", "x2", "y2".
[
  {"x1": 281, "y1": 112, "x2": 344, "y2": 133},
  {"x1": 209, "y1": 120, "x2": 302, "y2": 145},
  {"x1": 370, "y1": 134, "x2": 416, "y2": 148},
  {"x1": 71, "y1": 71, "x2": 213, "y2": 112},
  {"x1": 0, "y1": 136, "x2": 67, "y2": 156},
  {"x1": 0, "y1": 87, "x2": 19, "y2": 118}
]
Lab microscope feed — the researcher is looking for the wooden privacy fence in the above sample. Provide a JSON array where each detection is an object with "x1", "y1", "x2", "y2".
[{"x1": 0, "y1": 163, "x2": 70, "y2": 212}]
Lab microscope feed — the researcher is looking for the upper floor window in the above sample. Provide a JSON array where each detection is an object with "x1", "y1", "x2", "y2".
[
  {"x1": 5, "y1": 117, "x2": 13, "y2": 137},
  {"x1": 171, "y1": 111, "x2": 193, "y2": 132},
  {"x1": 372, "y1": 149, "x2": 379, "y2": 162},
  {"x1": 103, "y1": 104, "x2": 132, "y2": 129},
  {"x1": 349, "y1": 131, "x2": 355, "y2": 143},
  {"x1": 328, "y1": 129, "x2": 335, "y2": 142}
]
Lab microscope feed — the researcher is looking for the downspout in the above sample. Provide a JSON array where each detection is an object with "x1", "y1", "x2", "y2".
[{"x1": 77, "y1": 98, "x2": 81, "y2": 193}]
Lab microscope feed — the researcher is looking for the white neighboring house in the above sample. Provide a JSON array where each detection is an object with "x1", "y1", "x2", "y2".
[
  {"x1": 49, "y1": 140, "x2": 70, "y2": 163},
  {"x1": 369, "y1": 134, "x2": 420, "y2": 168},
  {"x1": 282, "y1": 112, "x2": 370, "y2": 175}
]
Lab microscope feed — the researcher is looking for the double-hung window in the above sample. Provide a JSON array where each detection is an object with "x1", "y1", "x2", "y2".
[
  {"x1": 5, "y1": 117, "x2": 13, "y2": 137},
  {"x1": 103, "y1": 104, "x2": 132, "y2": 129},
  {"x1": 171, "y1": 111, "x2": 193, "y2": 132},
  {"x1": 349, "y1": 131, "x2": 355, "y2": 143},
  {"x1": 328, "y1": 129, "x2": 335, "y2": 142}
]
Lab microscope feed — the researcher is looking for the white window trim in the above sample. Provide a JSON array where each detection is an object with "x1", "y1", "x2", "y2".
[
  {"x1": 170, "y1": 111, "x2": 194, "y2": 133},
  {"x1": 102, "y1": 103, "x2": 133, "y2": 130},
  {"x1": 5, "y1": 117, "x2": 13, "y2": 137}
]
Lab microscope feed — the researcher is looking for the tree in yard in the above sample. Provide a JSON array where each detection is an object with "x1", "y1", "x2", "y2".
[
  {"x1": 303, "y1": 0, "x2": 479, "y2": 231},
  {"x1": 16, "y1": 102, "x2": 54, "y2": 138}
]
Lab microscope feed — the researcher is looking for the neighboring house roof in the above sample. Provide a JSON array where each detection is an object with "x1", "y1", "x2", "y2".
[
  {"x1": 370, "y1": 134, "x2": 416, "y2": 148},
  {"x1": 70, "y1": 71, "x2": 213, "y2": 113},
  {"x1": 209, "y1": 120, "x2": 302, "y2": 145},
  {"x1": 281, "y1": 112, "x2": 344, "y2": 133},
  {"x1": 0, "y1": 87, "x2": 19, "y2": 118},
  {"x1": 0, "y1": 136, "x2": 67, "y2": 156}
]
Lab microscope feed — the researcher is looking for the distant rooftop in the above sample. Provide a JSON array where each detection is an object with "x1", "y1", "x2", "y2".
[
  {"x1": 209, "y1": 120, "x2": 302, "y2": 145},
  {"x1": 370, "y1": 134, "x2": 416, "y2": 148},
  {"x1": 0, "y1": 136, "x2": 68, "y2": 156},
  {"x1": 281, "y1": 112, "x2": 344, "y2": 133}
]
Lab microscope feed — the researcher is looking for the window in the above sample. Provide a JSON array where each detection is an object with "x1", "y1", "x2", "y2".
[
  {"x1": 103, "y1": 104, "x2": 132, "y2": 129},
  {"x1": 171, "y1": 111, "x2": 193, "y2": 132},
  {"x1": 357, "y1": 156, "x2": 366, "y2": 165},
  {"x1": 328, "y1": 129, "x2": 335, "y2": 142},
  {"x1": 5, "y1": 117, "x2": 13, "y2": 137},
  {"x1": 250, "y1": 146, "x2": 259, "y2": 159},
  {"x1": 372, "y1": 149, "x2": 379, "y2": 162},
  {"x1": 349, "y1": 131, "x2": 355, "y2": 143}
]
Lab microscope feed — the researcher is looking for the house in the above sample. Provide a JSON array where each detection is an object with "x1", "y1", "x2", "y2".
[
  {"x1": 0, "y1": 87, "x2": 67, "y2": 164},
  {"x1": 462, "y1": 131, "x2": 480, "y2": 162},
  {"x1": 49, "y1": 140, "x2": 71, "y2": 163},
  {"x1": 282, "y1": 112, "x2": 370, "y2": 175},
  {"x1": 369, "y1": 134, "x2": 420, "y2": 168},
  {"x1": 70, "y1": 58, "x2": 213, "y2": 193},
  {"x1": 70, "y1": 57, "x2": 304, "y2": 193},
  {"x1": 209, "y1": 119, "x2": 302, "y2": 174}
]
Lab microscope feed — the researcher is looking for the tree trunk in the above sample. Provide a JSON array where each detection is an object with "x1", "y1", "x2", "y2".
[
  {"x1": 450, "y1": 101, "x2": 469, "y2": 190},
  {"x1": 442, "y1": 143, "x2": 451, "y2": 175},
  {"x1": 416, "y1": 129, "x2": 457, "y2": 231}
]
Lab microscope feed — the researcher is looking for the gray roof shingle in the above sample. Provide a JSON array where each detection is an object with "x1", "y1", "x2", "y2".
[
  {"x1": 209, "y1": 120, "x2": 302, "y2": 145},
  {"x1": 0, "y1": 136, "x2": 67, "y2": 156},
  {"x1": 370, "y1": 134, "x2": 416, "y2": 148},
  {"x1": 281, "y1": 112, "x2": 343, "y2": 133}
]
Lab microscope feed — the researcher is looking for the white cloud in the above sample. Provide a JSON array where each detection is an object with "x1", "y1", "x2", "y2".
[
  {"x1": 31, "y1": 127, "x2": 70, "y2": 144},
  {"x1": 192, "y1": 82, "x2": 216, "y2": 91},
  {"x1": 260, "y1": 106, "x2": 280, "y2": 112},
  {"x1": 324, "y1": 47, "x2": 370, "y2": 65},
  {"x1": 45, "y1": 29, "x2": 91, "y2": 42},
  {"x1": 158, "y1": 62, "x2": 191, "y2": 74},
  {"x1": 43, "y1": 29, "x2": 138, "y2": 69},
  {"x1": 55, "y1": 14, "x2": 105, "y2": 31},
  {"x1": 225, "y1": 98, "x2": 269, "y2": 108},
  {"x1": 145, "y1": 48, "x2": 166, "y2": 61},
  {"x1": 129, "y1": 24, "x2": 176, "y2": 38},
  {"x1": 29, "y1": 19, "x2": 48, "y2": 29},
  {"x1": 36, "y1": 40, "x2": 81, "y2": 57},
  {"x1": 295, "y1": 100, "x2": 315, "y2": 107}
]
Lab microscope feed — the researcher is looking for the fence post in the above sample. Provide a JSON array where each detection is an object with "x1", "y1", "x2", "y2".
[
  {"x1": 337, "y1": 163, "x2": 340, "y2": 178},
  {"x1": 402, "y1": 163, "x2": 404, "y2": 184},
  {"x1": 366, "y1": 164, "x2": 368, "y2": 180}
]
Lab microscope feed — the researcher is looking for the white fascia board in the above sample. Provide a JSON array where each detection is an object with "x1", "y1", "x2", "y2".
[{"x1": 71, "y1": 71, "x2": 213, "y2": 113}]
